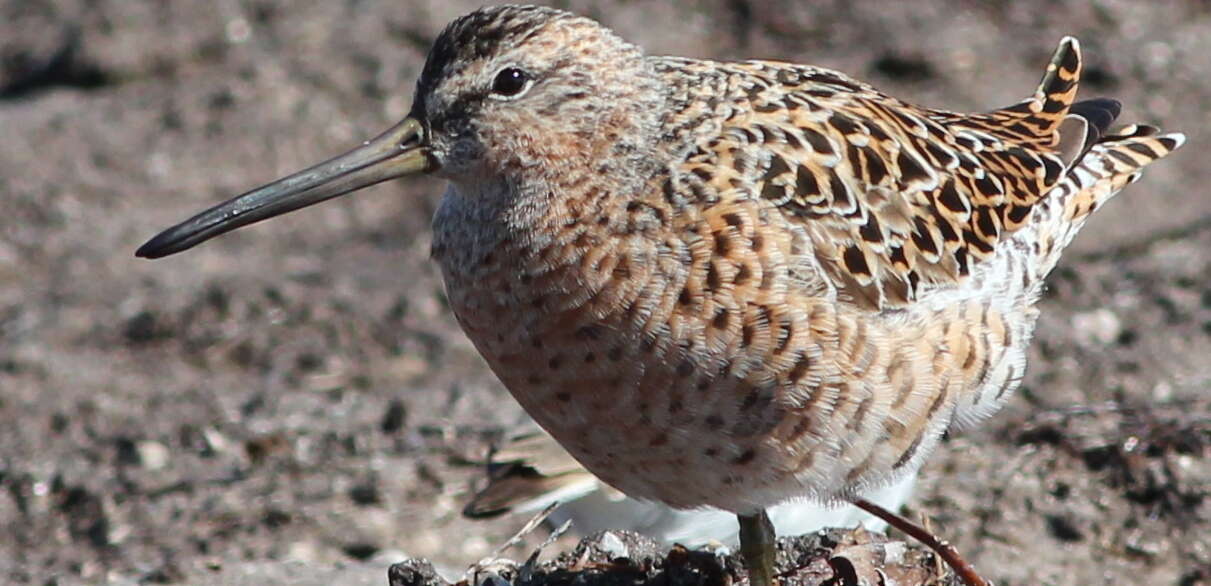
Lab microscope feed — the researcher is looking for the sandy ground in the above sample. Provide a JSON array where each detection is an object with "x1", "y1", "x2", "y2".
[{"x1": 2, "y1": 1, "x2": 1209, "y2": 584}]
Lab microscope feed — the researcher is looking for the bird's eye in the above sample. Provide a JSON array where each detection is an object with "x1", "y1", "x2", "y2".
[{"x1": 490, "y1": 67, "x2": 531, "y2": 98}]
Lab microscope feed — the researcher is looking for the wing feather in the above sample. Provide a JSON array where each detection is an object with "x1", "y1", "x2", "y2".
[{"x1": 661, "y1": 38, "x2": 1092, "y2": 309}]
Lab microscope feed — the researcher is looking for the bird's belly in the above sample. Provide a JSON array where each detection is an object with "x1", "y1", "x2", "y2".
[
  {"x1": 439, "y1": 254, "x2": 978, "y2": 513},
  {"x1": 450, "y1": 299, "x2": 794, "y2": 511}
]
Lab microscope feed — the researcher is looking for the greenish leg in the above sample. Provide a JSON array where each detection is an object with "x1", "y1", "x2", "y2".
[{"x1": 737, "y1": 509, "x2": 777, "y2": 586}]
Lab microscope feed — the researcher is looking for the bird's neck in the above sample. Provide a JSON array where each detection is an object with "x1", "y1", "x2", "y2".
[
  {"x1": 432, "y1": 149, "x2": 665, "y2": 276},
  {"x1": 432, "y1": 61, "x2": 678, "y2": 291},
  {"x1": 433, "y1": 95, "x2": 674, "y2": 278}
]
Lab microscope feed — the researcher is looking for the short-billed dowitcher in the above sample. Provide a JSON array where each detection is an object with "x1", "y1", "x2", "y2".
[{"x1": 137, "y1": 5, "x2": 1184, "y2": 585}]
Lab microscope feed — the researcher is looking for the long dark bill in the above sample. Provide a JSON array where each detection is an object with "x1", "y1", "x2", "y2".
[{"x1": 136, "y1": 117, "x2": 430, "y2": 259}]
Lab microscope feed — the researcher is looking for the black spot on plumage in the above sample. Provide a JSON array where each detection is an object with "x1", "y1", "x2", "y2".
[
  {"x1": 934, "y1": 209, "x2": 960, "y2": 243},
  {"x1": 830, "y1": 112, "x2": 861, "y2": 136},
  {"x1": 1007, "y1": 203, "x2": 1032, "y2": 225},
  {"x1": 924, "y1": 140, "x2": 957, "y2": 168},
  {"x1": 800, "y1": 128, "x2": 834, "y2": 156},
  {"x1": 896, "y1": 150, "x2": 931, "y2": 186},
  {"x1": 888, "y1": 108, "x2": 925, "y2": 136},
  {"x1": 706, "y1": 263, "x2": 721, "y2": 292},
  {"x1": 975, "y1": 207, "x2": 1000, "y2": 239},
  {"x1": 829, "y1": 172, "x2": 853, "y2": 212},
  {"x1": 662, "y1": 178, "x2": 680, "y2": 203},
  {"x1": 1069, "y1": 100, "x2": 1123, "y2": 136},
  {"x1": 938, "y1": 181, "x2": 967, "y2": 213},
  {"x1": 794, "y1": 165, "x2": 822, "y2": 201},
  {"x1": 1057, "y1": 45, "x2": 1080, "y2": 77},
  {"x1": 843, "y1": 245, "x2": 871, "y2": 277},
  {"x1": 764, "y1": 155, "x2": 792, "y2": 181},
  {"x1": 740, "y1": 324, "x2": 754, "y2": 347},
  {"x1": 753, "y1": 304, "x2": 772, "y2": 327},
  {"x1": 864, "y1": 146, "x2": 889, "y2": 184},
  {"x1": 1041, "y1": 155, "x2": 1063, "y2": 186},
  {"x1": 760, "y1": 157, "x2": 793, "y2": 202},
  {"x1": 756, "y1": 124, "x2": 786, "y2": 144},
  {"x1": 1006, "y1": 121, "x2": 1037, "y2": 138},
  {"x1": 714, "y1": 232, "x2": 732, "y2": 255},
  {"x1": 910, "y1": 217, "x2": 938, "y2": 256},
  {"x1": 767, "y1": 318, "x2": 791, "y2": 354},
  {"x1": 783, "y1": 131, "x2": 804, "y2": 151},
  {"x1": 740, "y1": 388, "x2": 762, "y2": 411},
  {"x1": 713, "y1": 308, "x2": 730, "y2": 329},
  {"x1": 859, "y1": 214, "x2": 882, "y2": 243},
  {"x1": 689, "y1": 180, "x2": 714, "y2": 203},
  {"x1": 761, "y1": 180, "x2": 785, "y2": 202},
  {"x1": 1041, "y1": 97, "x2": 1068, "y2": 114},
  {"x1": 965, "y1": 229, "x2": 995, "y2": 255},
  {"x1": 785, "y1": 94, "x2": 815, "y2": 111},
  {"x1": 954, "y1": 246, "x2": 970, "y2": 275},
  {"x1": 848, "y1": 143, "x2": 864, "y2": 175},
  {"x1": 954, "y1": 134, "x2": 977, "y2": 150},
  {"x1": 866, "y1": 123, "x2": 892, "y2": 142},
  {"x1": 889, "y1": 246, "x2": 907, "y2": 267},
  {"x1": 973, "y1": 173, "x2": 1003, "y2": 197},
  {"x1": 735, "y1": 264, "x2": 752, "y2": 285},
  {"x1": 788, "y1": 352, "x2": 811, "y2": 382}
]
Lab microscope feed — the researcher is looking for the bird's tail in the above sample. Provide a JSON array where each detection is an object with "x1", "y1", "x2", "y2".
[
  {"x1": 996, "y1": 36, "x2": 1185, "y2": 283},
  {"x1": 987, "y1": 37, "x2": 1083, "y2": 158},
  {"x1": 950, "y1": 124, "x2": 1182, "y2": 429},
  {"x1": 1027, "y1": 124, "x2": 1185, "y2": 286}
]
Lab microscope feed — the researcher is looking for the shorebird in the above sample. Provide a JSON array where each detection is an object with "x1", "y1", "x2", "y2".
[
  {"x1": 464, "y1": 428, "x2": 917, "y2": 547},
  {"x1": 137, "y1": 5, "x2": 1184, "y2": 585}
]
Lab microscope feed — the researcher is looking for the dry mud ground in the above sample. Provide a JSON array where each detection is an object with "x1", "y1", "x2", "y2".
[{"x1": 2, "y1": 1, "x2": 1210, "y2": 584}]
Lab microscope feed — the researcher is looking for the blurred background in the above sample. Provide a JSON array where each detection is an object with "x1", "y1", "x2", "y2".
[{"x1": 1, "y1": 1, "x2": 1208, "y2": 584}]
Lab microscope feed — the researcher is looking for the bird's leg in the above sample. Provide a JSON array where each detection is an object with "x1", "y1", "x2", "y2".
[
  {"x1": 737, "y1": 509, "x2": 777, "y2": 586},
  {"x1": 852, "y1": 498, "x2": 988, "y2": 586}
]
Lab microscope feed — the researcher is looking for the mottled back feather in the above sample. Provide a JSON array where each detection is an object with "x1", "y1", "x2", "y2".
[{"x1": 657, "y1": 38, "x2": 1091, "y2": 309}]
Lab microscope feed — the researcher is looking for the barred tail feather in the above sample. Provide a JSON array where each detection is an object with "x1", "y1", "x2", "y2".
[{"x1": 1029, "y1": 126, "x2": 1186, "y2": 285}]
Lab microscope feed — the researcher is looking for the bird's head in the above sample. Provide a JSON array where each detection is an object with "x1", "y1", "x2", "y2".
[{"x1": 136, "y1": 5, "x2": 663, "y2": 259}]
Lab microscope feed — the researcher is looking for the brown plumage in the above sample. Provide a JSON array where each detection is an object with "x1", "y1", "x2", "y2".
[{"x1": 136, "y1": 6, "x2": 1185, "y2": 585}]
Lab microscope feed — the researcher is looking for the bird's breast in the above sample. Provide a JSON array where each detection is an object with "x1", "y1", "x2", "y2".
[{"x1": 430, "y1": 188, "x2": 846, "y2": 510}]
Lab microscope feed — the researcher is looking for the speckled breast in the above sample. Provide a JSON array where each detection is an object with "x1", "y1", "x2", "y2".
[{"x1": 430, "y1": 190, "x2": 961, "y2": 514}]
